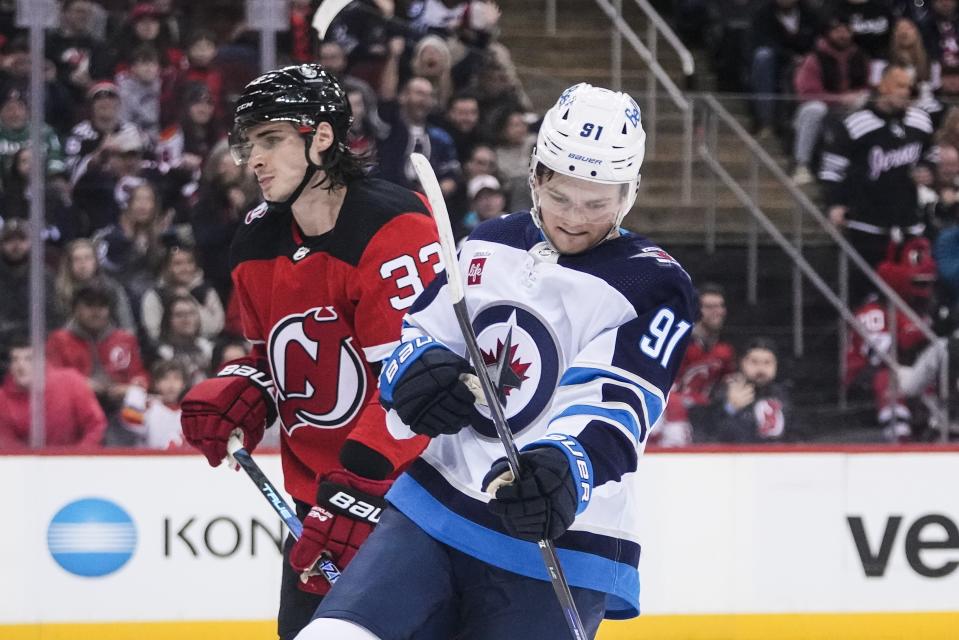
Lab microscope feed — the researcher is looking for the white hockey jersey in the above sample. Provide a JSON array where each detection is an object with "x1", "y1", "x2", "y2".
[{"x1": 382, "y1": 212, "x2": 696, "y2": 618}]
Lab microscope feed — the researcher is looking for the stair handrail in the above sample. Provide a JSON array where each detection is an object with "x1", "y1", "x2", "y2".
[
  {"x1": 632, "y1": 0, "x2": 694, "y2": 79},
  {"x1": 590, "y1": 0, "x2": 693, "y2": 202},
  {"x1": 701, "y1": 94, "x2": 935, "y2": 346},
  {"x1": 700, "y1": 93, "x2": 948, "y2": 439},
  {"x1": 592, "y1": 0, "x2": 688, "y2": 110}
]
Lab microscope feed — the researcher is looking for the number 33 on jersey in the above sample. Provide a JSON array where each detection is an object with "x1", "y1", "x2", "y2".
[{"x1": 229, "y1": 179, "x2": 440, "y2": 502}]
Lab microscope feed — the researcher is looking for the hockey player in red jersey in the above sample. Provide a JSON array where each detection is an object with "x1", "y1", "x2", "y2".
[
  {"x1": 179, "y1": 64, "x2": 439, "y2": 639},
  {"x1": 844, "y1": 236, "x2": 935, "y2": 441}
]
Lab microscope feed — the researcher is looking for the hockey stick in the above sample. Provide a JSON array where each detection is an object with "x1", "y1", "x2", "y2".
[
  {"x1": 226, "y1": 433, "x2": 342, "y2": 586},
  {"x1": 311, "y1": 0, "x2": 353, "y2": 39},
  {"x1": 409, "y1": 153, "x2": 588, "y2": 640}
]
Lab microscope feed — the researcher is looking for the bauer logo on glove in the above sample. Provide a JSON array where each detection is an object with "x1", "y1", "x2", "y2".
[{"x1": 322, "y1": 489, "x2": 383, "y2": 525}]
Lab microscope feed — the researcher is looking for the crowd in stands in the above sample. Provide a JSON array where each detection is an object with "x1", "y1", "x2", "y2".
[
  {"x1": 672, "y1": 0, "x2": 959, "y2": 443},
  {"x1": 0, "y1": 0, "x2": 531, "y2": 449},
  {"x1": 6, "y1": 0, "x2": 958, "y2": 449}
]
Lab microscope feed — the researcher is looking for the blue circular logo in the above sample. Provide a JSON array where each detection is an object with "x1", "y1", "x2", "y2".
[
  {"x1": 470, "y1": 303, "x2": 562, "y2": 438},
  {"x1": 47, "y1": 498, "x2": 137, "y2": 577}
]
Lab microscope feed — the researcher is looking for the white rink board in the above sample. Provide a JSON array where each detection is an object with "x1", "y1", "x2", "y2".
[
  {"x1": 0, "y1": 454, "x2": 286, "y2": 623},
  {"x1": 1, "y1": 451, "x2": 957, "y2": 624}
]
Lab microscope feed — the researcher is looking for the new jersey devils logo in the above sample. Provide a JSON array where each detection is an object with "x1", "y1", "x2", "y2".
[{"x1": 268, "y1": 307, "x2": 367, "y2": 434}]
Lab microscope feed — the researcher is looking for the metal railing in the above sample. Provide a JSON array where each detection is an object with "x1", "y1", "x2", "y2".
[
  {"x1": 595, "y1": 0, "x2": 693, "y2": 205},
  {"x1": 697, "y1": 94, "x2": 949, "y2": 441},
  {"x1": 543, "y1": 0, "x2": 693, "y2": 202}
]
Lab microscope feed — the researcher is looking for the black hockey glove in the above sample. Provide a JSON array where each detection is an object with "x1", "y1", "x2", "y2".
[
  {"x1": 482, "y1": 447, "x2": 579, "y2": 542},
  {"x1": 389, "y1": 348, "x2": 477, "y2": 437}
]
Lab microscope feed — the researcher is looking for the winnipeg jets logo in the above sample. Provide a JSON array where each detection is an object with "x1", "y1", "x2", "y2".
[
  {"x1": 268, "y1": 307, "x2": 367, "y2": 434},
  {"x1": 471, "y1": 304, "x2": 562, "y2": 438},
  {"x1": 558, "y1": 85, "x2": 577, "y2": 107},
  {"x1": 481, "y1": 326, "x2": 532, "y2": 404}
]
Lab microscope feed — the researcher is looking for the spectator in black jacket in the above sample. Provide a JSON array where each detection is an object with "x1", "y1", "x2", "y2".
[
  {"x1": 834, "y1": 0, "x2": 895, "y2": 61},
  {"x1": 692, "y1": 337, "x2": 790, "y2": 443},
  {"x1": 749, "y1": 0, "x2": 820, "y2": 137},
  {"x1": 819, "y1": 64, "x2": 935, "y2": 302}
]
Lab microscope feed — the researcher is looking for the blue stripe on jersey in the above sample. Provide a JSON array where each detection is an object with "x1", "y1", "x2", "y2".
[
  {"x1": 576, "y1": 420, "x2": 639, "y2": 486},
  {"x1": 551, "y1": 404, "x2": 642, "y2": 441},
  {"x1": 602, "y1": 383, "x2": 650, "y2": 442},
  {"x1": 387, "y1": 471, "x2": 641, "y2": 619},
  {"x1": 560, "y1": 366, "x2": 665, "y2": 427},
  {"x1": 403, "y1": 458, "x2": 640, "y2": 567}
]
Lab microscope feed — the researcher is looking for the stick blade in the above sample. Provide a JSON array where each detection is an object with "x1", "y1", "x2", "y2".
[
  {"x1": 410, "y1": 152, "x2": 464, "y2": 304},
  {"x1": 312, "y1": 0, "x2": 352, "y2": 39}
]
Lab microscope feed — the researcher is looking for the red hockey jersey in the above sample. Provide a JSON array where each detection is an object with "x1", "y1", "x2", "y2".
[
  {"x1": 674, "y1": 334, "x2": 736, "y2": 406},
  {"x1": 231, "y1": 178, "x2": 439, "y2": 502},
  {"x1": 844, "y1": 298, "x2": 929, "y2": 386}
]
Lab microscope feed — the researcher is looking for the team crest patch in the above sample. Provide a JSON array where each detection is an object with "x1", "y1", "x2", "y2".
[
  {"x1": 467, "y1": 257, "x2": 487, "y2": 286},
  {"x1": 470, "y1": 303, "x2": 562, "y2": 438}
]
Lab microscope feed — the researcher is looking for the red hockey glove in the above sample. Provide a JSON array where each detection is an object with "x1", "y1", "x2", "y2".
[
  {"x1": 181, "y1": 358, "x2": 276, "y2": 467},
  {"x1": 289, "y1": 469, "x2": 390, "y2": 595}
]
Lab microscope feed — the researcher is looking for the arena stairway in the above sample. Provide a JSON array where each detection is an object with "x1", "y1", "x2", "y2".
[{"x1": 496, "y1": 0, "x2": 880, "y2": 440}]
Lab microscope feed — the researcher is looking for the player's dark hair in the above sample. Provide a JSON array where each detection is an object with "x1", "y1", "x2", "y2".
[
  {"x1": 533, "y1": 162, "x2": 555, "y2": 182},
  {"x1": 318, "y1": 135, "x2": 371, "y2": 189}
]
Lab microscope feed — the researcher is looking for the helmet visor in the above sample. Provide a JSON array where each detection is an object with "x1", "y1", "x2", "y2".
[
  {"x1": 228, "y1": 128, "x2": 253, "y2": 166},
  {"x1": 531, "y1": 161, "x2": 631, "y2": 229}
]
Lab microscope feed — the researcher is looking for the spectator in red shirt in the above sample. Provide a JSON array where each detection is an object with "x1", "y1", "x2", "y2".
[
  {"x1": 0, "y1": 335, "x2": 106, "y2": 449},
  {"x1": 657, "y1": 283, "x2": 736, "y2": 446},
  {"x1": 46, "y1": 282, "x2": 149, "y2": 445}
]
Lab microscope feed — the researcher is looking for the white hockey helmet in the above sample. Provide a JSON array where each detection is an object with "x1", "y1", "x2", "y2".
[{"x1": 530, "y1": 83, "x2": 646, "y2": 230}]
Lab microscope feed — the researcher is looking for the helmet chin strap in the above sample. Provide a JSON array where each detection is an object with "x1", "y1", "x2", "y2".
[{"x1": 264, "y1": 131, "x2": 322, "y2": 209}]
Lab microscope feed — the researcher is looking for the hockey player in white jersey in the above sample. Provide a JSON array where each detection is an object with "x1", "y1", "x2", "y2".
[{"x1": 295, "y1": 83, "x2": 696, "y2": 640}]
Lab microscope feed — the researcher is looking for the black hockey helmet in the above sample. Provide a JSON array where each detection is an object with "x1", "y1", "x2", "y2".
[
  {"x1": 229, "y1": 63, "x2": 353, "y2": 166},
  {"x1": 230, "y1": 63, "x2": 365, "y2": 205}
]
